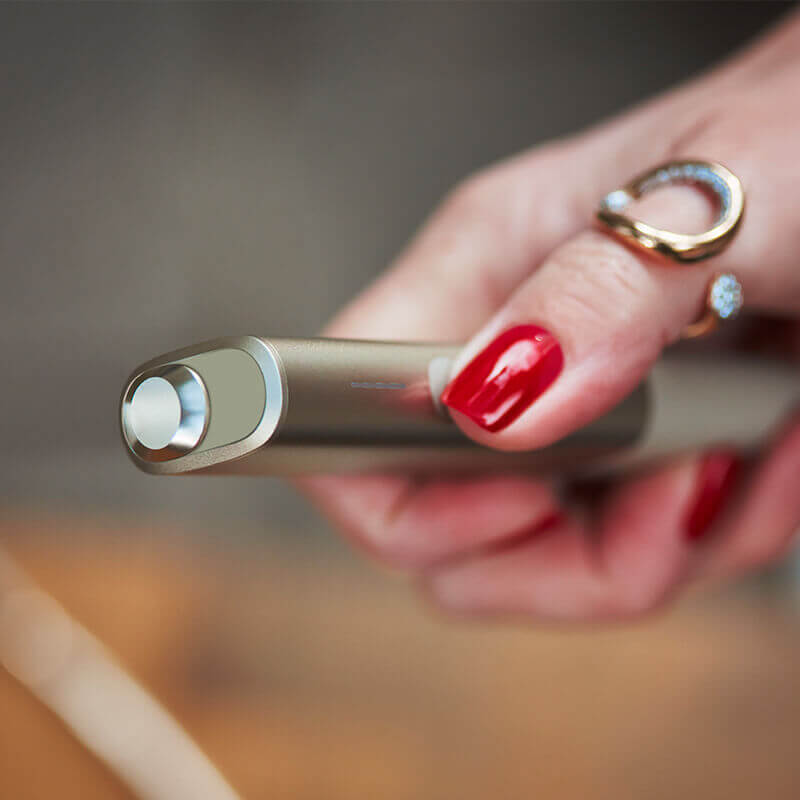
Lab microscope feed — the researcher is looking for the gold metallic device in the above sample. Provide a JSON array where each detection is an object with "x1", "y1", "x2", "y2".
[{"x1": 120, "y1": 336, "x2": 800, "y2": 476}]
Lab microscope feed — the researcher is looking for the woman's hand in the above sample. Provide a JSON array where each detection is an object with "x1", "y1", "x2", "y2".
[{"x1": 298, "y1": 10, "x2": 800, "y2": 622}]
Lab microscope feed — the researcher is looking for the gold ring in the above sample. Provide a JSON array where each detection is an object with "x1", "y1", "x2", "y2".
[
  {"x1": 596, "y1": 159, "x2": 744, "y2": 263},
  {"x1": 682, "y1": 272, "x2": 744, "y2": 338}
]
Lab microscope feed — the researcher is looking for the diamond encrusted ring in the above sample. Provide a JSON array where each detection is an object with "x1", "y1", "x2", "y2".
[
  {"x1": 595, "y1": 159, "x2": 745, "y2": 338},
  {"x1": 596, "y1": 159, "x2": 744, "y2": 263},
  {"x1": 682, "y1": 272, "x2": 744, "y2": 339}
]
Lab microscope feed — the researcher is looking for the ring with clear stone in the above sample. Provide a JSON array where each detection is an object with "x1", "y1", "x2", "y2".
[
  {"x1": 595, "y1": 159, "x2": 745, "y2": 338},
  {"x1": 682, "y1": 272, "x2": 744, "y2": 339},
  {"x1": 596, "y1": 159, "x2": 745, "y2": 263}
]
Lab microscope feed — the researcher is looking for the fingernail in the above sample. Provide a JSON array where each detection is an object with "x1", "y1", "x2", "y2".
[
  {"x1": 533, "y1": 510, "x2": 567, "y2": 534},
  {"x1": 684, "y1": 451, "x2": 741, "y2": 542},
  {"x1": 441, "y1": 324, "x2": 564, "y2": 432}
]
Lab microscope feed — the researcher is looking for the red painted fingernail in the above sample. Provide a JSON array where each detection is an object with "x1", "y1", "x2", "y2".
[
  {"x1": 533, "y1": 510, "x2": 567, "y2": 534},
  {"x1": 684, "y1": 451, "x2": 741, "y2": 542},
  {"x1": 441, "y1": 324, "x2": 564, "y2": 432}
]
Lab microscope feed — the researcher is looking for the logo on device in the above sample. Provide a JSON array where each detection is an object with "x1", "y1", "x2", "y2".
[{"x1": 350, "y1": 381, "x2": 406, "y2": 390}]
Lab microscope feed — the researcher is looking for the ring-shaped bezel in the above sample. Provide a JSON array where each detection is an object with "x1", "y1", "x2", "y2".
[{"x1": 121, "y1": 364, "x2": 210, "y2": 462}]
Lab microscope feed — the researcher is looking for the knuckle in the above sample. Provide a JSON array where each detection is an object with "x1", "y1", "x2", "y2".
[
  {"x1": 667, "y1": 108, "x2": 728, "y2": 161},
  {"x1": 560, "y1": 237, "x2": 656, "y2": 315},
  {"x1": 360, "y1": 535, "x2": 421, "y2": 570},
  {"x1": 356, "y1": 525, "x2": 437, "y2": 571},
  {"x1": 606, "y1": 580, "x2": 674, "y2": 620},
  {"x1": 438, "y1": 170, "x2": 495, "y2": 221},
  {"x1": 418, "y1": 175, "x2": 518, "y2": 313},
  {"x1": 524, "y1": 234, "x2": 667, "y2": 351}
]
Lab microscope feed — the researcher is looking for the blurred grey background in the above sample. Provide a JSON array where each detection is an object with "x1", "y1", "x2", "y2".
[{"x1": 0, "y1": 1, "x2": 792, "y2": 542}]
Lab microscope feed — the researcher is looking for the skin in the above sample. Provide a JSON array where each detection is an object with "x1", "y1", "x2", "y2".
[{"x1": 297, "y1": 10, "x2": 800, "y2": 623}]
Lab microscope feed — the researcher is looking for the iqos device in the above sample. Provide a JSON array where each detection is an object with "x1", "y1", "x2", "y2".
[{"x1": 120, "y1": 336, "x2": 800, "y2": 476}]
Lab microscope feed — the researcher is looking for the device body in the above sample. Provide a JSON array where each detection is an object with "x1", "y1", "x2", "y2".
[{"x1": 120, "y1": 336, "x2": 800, "y2": 477}]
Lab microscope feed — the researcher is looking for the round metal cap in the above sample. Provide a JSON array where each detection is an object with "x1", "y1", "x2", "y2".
[{"x1": 122, "y1": 364, "x2": 209, "y2": 462}]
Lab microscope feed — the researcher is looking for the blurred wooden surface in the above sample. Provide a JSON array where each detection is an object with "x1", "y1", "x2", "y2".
[{"x1": 2, "y1": 515, "x2": 800, "y2": 800}]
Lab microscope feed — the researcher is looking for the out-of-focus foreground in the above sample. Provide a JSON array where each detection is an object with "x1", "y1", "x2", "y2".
[{"x1": 3, "y1": 516, "x2": 800, "y2": 800}]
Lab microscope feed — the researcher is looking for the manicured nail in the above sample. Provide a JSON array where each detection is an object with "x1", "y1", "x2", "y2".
[
  {"x1": 684, "y1": 451, "x2": 741, "y2": 542},
  {"x1": 533, "y1": 510, "x2": 567, "y2": 534},
  {"x1": 441, "y1": 324, "x2": 564, "y2": 432}
]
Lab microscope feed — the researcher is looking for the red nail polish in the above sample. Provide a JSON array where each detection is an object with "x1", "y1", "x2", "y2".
[
  {"x1": 533, "y1": 510, "x2": 567, "y2": 534},
  {"x1": 441, "y1": 324, "x2": 564, "y2": 432},
  {"x1": 684, "y1": 451, "x2": 741, "y2": 542}
]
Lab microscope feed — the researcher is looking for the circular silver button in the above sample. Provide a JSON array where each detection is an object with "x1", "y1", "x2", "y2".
[
  {"x1": 121, "y1": 364, "x2": 209, "y2": 461},
  {"x1": 129, "y1": 377, "x2": 182, "y2": 449}
]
